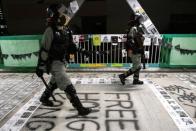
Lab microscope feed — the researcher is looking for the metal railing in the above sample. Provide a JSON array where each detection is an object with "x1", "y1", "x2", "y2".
[{"x1": 69, "y1": 34, "x2": 161, "y2": 66}]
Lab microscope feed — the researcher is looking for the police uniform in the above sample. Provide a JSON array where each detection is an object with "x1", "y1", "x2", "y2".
[
  {"x1": 36, "y1": 3, "x2": 91, "y2": 116},
  {"x1": 119, "y1": 15, "x2": 144, "y2": 85}
]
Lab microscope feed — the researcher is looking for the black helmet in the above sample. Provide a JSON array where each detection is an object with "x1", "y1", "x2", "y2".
[
  {"x1": 46, "y1": 3, "x2": 67, "y2": 26},
  {"x1": 47, "y1": 3, "x2": 66, "y2": 17},
  {"x1": 134, "y1": 13, "x2": 142, "y2": 24},
  {"x1": 128, "y1": 13, "x2": 142, "y2": 26}
]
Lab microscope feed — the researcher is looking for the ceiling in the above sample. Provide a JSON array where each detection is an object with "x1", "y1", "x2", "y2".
[{"x1": 1, "y1": 0, "x2": 196, "y2": 34}]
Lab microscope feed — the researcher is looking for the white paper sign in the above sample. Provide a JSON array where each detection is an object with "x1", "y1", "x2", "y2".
[
  {"x1": 143, "y1": 37, "x2": 151, "y2": 46},
  {"x1": 70, "y1": 0, "x2": 79, "y2": 13},
  {"x1": 73, "y1": 35, "x2": 79, "y2": 44},
  {"x1": 122, "y1": 49, "x2": 127, "y2": 57},
  {"x1": 145, "y1": 51, "x2": 150, "y2": 59}
]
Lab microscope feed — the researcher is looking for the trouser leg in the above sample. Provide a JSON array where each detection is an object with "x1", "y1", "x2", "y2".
[
  {"x1": 119, "y1": 54, "x2": 143, "y2": 85},
  {"x1": 50, "y1": 61, "x2": 92, "y2": 115},
  {"x1": 132, "y1": 54, "x2": 143, "y2": 85},
  {"x1": 50, "y1": 61, "x2": 72, "y2": 90}
]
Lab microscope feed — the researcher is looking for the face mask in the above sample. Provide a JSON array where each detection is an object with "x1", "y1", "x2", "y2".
[{"x1": 58, "y1": 15, "x2": 66, "y2": 26}]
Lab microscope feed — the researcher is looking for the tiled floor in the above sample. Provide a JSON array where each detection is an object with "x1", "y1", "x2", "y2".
[{"x1": 0, "y1": 72, "x2": 196, "y2": 131}]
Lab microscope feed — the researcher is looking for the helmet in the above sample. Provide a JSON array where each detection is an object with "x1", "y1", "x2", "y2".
[
  {"x1": 46, "y1": 3, "x2": 67, "y2": 26},
  {"x1": 128, "y1": 13, "x2": 142, "y2": 26},
  {"x1": 134, "y1": 13, "x2": 143, "y2": 24}
]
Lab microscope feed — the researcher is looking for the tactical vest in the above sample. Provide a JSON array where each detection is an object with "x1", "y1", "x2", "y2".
[
  {"x1": 127, "y1": 26, "x2": 144, "y2": 54},
  {"x1": 49, "y1": 27, "x2": 72, "y2": 61}
]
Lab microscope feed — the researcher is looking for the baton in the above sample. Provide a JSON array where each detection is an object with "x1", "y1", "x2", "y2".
[{"x1": 40, "y1": 76, "x2": 56, "y2": 101}]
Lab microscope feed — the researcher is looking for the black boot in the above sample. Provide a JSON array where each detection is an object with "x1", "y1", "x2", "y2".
[
  {"x1": 133, "y1": 79, "x2": 143, "y2": 85},
  {"x1": 40, "y1": 82, "x2": 57, "y2": 106},
  {"x1": 65, "y1": 84, "x2": 92, "y2": 116},
  {"x1": 119, "y1": 69, "x2": 133, "y2": 85},
  {"x1": 73, "y1": 98, "x2": 92, "y2": 116},
  {"x1": 119, "y1": 74, "x2": 126, "y2": 85}
]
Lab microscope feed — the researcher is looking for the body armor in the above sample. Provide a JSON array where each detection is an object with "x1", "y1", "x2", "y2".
[{"x1": 49, "y1": 26, "x2": 76, "y2": 61}]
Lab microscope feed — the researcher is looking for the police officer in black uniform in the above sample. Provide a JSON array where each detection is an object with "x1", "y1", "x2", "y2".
[
  {"x1": 119, "y1": 13, "x2": 144, "y2": 85},
  {"x1": 36, "y1": 3, "x2": 91, "y2": 116}
]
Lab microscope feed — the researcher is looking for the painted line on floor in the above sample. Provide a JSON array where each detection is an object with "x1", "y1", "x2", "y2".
[
  {"x1": 0, "y1": 77, "x2": 40, "y2": 122},
  {"x1": 145, "y1": 79, "x2": 196, "y2": 131},
  {"x1": 0, "y1": 88, "x2": 44, "y2": 131},
  {"x1": 70, "y1": 78, "x2": 132, "y2": 85}
]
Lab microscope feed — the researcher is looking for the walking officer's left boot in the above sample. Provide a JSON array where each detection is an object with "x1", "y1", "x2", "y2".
[
  {"x1": 64, "y1": 84, "x2": 92, "y2": 116},
  {"x1": 40, "y1": 82, "x2": 58, "y2": 106},
  {"x1": 133, "y1": 79, "x2": 143, "y2": 85},
  {"x1": 119, "y1": 69, "x2": 133, "y2": 85},
  {"x1": 133, "y1": 73, "x2": 143, "y2": 85}
]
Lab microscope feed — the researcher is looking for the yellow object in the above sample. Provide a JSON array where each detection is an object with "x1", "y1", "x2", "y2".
[
  {"x1": 92, "y1": 35, "x2": 101, "y2": 46},
  {"x1": 80, "y1": 64, "x2": 106, "y2": 67}
]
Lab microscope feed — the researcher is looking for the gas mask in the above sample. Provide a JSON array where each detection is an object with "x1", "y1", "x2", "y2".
[
  {"x1": 46, "y1": 3, "x2": 70, "y2": 26},
  {"x1": 57, "y1": 15, "x2": 67, "y2": 26}
]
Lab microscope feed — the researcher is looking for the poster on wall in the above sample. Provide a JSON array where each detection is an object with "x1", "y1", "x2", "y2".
[
  {"x1": 145, "y1": 51, "x2": 150, "y2": 59},
  {"x1": 122, "y1": 49, "x2": 127, "y2": 57},
  {"x1": 70, "y1": 0, "x2": 79, "y2": 14},
  {"x1": 66, "y1": 0, "x2": 85, "y2": 25},
  {"x1": 101, "y1": 35, "x2": 109, "y2": 43},
  {"x1": 143, "y1": 37, "x2": 151, "y2": 46},
  {"x1": 92, "y1": 35, "x2": 101, "y2": 46},
  {"x1": 73, "y1": 35, "x2": 79, "y2": 44}
]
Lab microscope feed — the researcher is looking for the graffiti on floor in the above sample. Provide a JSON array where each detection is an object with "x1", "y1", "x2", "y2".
[
  {"x1": 144, "y1": 73, "x2": 168, "y2": 78},
  {"x1": 147, "y1": 80, "x2": 196, "y2": 131},
  {"x1": 25, "y1": 92, "x2": 139, "y2": 131},
  {"x1": 69, "y1": 73, "x2": 115, "y2": 79},
  {"x1": 69, "y1": 73, "x2": 123, "y2": 85},
  {"x1": 164, "y1": 85, "x2": 196, "y2": 118},
  {"x1": 176, "y1": 73, "x2": 196, "y2": 88},
  {"x1": 71, "y1": 78, "x2": 132, "y2": 85},
  {"x1": 1, "y1": 73, "x2": 196, "y2": 131}
]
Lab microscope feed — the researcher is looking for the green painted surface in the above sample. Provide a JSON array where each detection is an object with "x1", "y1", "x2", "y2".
[
  {"x1": 170, "y1": 37, "x2": 196, "y2": 66},
  {"x1": 0, "y1": 35, "x2": 42, "y2": 40},
  {"x1": 0, "y1": 38, "x2": 40, "y2": 67},
  {"x1": 161, "y1": 34, "x2": 196, "y2": 68},
  {"x1": 0, "y1": 34, "x2": 195, "y2": 71}
]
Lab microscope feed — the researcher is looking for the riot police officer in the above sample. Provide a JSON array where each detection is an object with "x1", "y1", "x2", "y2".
[
  {"x1": 119, "y1": 13, "x2": 144, "y2": 85},
  {"x1": 36, "y1": 3, "x2": 92, "y2": 116}
]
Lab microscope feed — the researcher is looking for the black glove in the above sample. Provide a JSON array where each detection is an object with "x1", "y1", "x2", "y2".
[{"x1": 35, "y1": 62, "x2": 46, "y2": 77}]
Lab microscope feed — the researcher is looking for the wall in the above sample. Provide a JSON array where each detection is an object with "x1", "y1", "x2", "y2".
[
  {"x1": 160, "y1": 34, "x2": 196, "y2": 68},
  {"x1": 0, "y1": 35, "x2": 41, "y2": 67}
]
